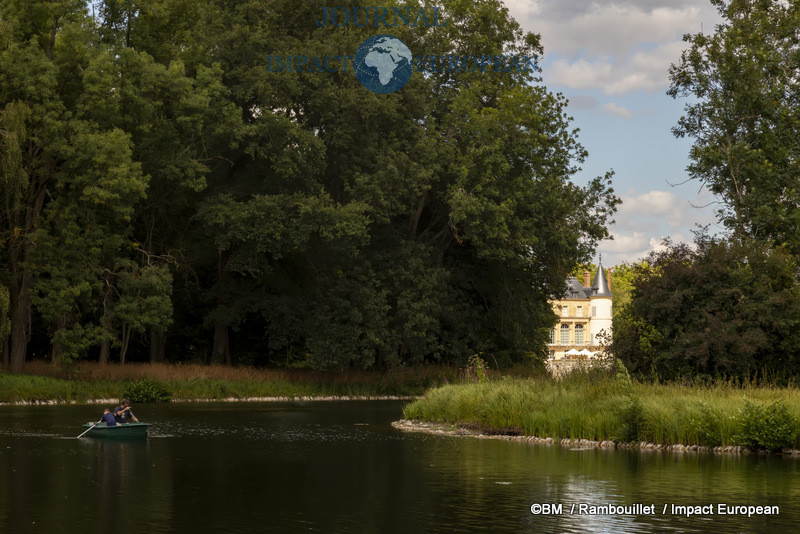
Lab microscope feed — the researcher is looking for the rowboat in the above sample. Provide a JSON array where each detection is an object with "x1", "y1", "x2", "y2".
[{"x1": 80, "y1": 421, "x2": 151, "y2": 439}]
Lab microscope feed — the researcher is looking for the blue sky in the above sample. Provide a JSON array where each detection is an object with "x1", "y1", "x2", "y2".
[{"x1": 505, "y1": 0, "x2": 727, "y2": 265}]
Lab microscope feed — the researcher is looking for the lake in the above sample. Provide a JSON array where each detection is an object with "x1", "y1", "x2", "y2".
[{"x1": 0, "y1": 401, "x2": 797, "y2": 533}]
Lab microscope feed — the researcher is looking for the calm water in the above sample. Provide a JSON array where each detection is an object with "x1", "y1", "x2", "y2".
[{"x1": 0, "y1": 401, "x2": 798, "y2": 533}]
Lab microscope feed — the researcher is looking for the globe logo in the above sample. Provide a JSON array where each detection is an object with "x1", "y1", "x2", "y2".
[{"x1": 353, "y1": 34, "x2": 413, "y2": 94}]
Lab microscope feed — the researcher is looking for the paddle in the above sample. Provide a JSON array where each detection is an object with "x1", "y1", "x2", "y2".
[{"x1": 77, "y1": 419, "x2": 103, "y2": 439}]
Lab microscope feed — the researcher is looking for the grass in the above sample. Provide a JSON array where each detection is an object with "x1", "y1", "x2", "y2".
[
  {"x1": 0, "y1": 361, "x2": 464, "y2": 403},
  {"x1": 402, "y1": 368, "x2": 800, "y2": 451}
]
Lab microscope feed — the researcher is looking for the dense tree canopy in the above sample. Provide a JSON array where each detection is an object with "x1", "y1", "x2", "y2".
[
  {"x1": 612, "y1": 234, "x2": 800, "y2": 381},
  {"x1": 0, "y1": 0, "x2": 618, "y2": 371},
  {"x1": 669, "y1": 0, "x2": 800, "y2": 256}
]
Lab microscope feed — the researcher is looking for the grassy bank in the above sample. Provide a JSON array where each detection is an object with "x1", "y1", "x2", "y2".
[
  {"x1": 0, "y1": 361, "x2": 463, "y2": 403},
  {"x1": 402, "y1": 370, "x2": 800, "y2": 451}
]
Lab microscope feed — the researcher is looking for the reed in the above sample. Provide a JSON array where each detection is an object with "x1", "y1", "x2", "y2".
[
  {"x1": 0, "y1": 361, "x2": 462, "y2": 402},
  {"x1": 402, "y1": 371, "x2": 800, "y2": 450}
]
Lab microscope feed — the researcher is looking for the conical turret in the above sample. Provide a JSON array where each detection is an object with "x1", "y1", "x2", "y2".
[{"x1": 592, "y1": 259, "x2": 612, "y2": 297}]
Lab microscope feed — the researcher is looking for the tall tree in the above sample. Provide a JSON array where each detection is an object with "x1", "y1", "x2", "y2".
[
  {"x1": 193, "y1": 0, "x2": 618, "y2": 368},
  {"x1": 0, "y1": 0, "x2": 101, "y2": 372},
  {"x1": 96, "y1": 0, "x2": 242, "y2": 363},
  {"x1": 612, "y1": 234, "x2": 800, "y2": 381},
  {"x1": 0, "y1": 0, "x2": 233, "y2": 369},
  {"x1": 669, "y1": 0, "x2": 800, "y2": 255},
  {"x1": 0, "y1": 0, "x2": 619, "y2": 370}
]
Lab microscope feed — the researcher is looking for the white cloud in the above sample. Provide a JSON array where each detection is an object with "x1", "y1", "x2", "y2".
[
  {"x1": 541, "y1": 5, "x2": 700, "y2": 57},
  {"x1": 545, "y1": 40, "x2": 689, "y2": 95},
  {"x1": 598, "y1": 189, "x2": 719, "y2": 264},
  {"x1": 503, "y1": 1, "x2": 722, "y2": 95},
  {"x1": 599, "y1": 231, "x2": 655, "y2": 266},
  {"x1": 616, "y1": 189, "x2": 714, "y2": 229},
  {"x1": 603, "y1": 231, "x2": 649, "y2": 253},
  {"x1": 625, "y1": 189, "x2": 681, "y2": 214},
  {"x1": 601, "y1": 232, "x2": 684, "y2": 265},
  {"x1": 601, "y1": 102, "x2": 632, "y2": 118},
  {"x1": 493, "y1": 1, "x2": 729, "y2": 264},
  {"x1": 547, "y1": 58, "x2": 614, "y2": 91}
]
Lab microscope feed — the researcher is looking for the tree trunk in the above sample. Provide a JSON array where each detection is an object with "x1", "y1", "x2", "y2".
[
  {"x1": 99, "y1": 339, "x2": 110, "y2": 365},
  {"x1": 212, "y1": 322, "x2": 230, "y2": 365},
  {"x1": 212, "y1": 249, "x2": 232, "y2": 365},
  {"x1": 120, "y1": 325, "x2": 131, "y2": 364},
  {"x1": 8, "y1": 270, "x2": 31, "y2": 374},
  {"x1": 47, "y1": 16, "x2": 58, "y2": 60},
  {"x1": 2, "y1": 100, "x2": 48, "y2": 373},
  {"x1": 99, "y1": 268, "x2": 114, "y2": 365},
  {"x1": 149, "y1": 330, "x2": 166, "y2": 363},
  {"x1": 125, "y1": 9, "x2": 132, "y2": 48}
]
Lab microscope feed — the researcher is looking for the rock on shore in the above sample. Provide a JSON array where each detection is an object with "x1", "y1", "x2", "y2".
[{"x1": 392, "y1": 419, "x2": 800, "y2": 456}]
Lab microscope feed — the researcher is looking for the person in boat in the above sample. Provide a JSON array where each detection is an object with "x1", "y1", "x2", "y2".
[
  {"x1": 114, "y1": 399, "x2": 139, "y2": 423},
  {"x1": 101, "y1": 408, "x2": 117, "y2": 427}
]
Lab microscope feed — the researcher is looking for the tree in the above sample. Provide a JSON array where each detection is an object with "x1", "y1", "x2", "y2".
[
  {"x1": 668, "y1": 0, "x2": 800, "y2": 256},
  {"x1": 0, "y1": 0, "x2": 234, "y2": 370},
  {"x1": 188, "y1": 0, "x2": 619, "y2": 368},
  {"x1": 1, "y1": 0, "x2": 619, "y2": 370},
  {"x1": 0, "y1": 0, "x2": 120, "y2": 372},
  {"x1": 113, "y1": 261, "x2": 173, "y2": 364},
  {"x1": 612, "y1": 234, "x2": 800, "y2": 381},
  {"x1": 28, "y1": 126, "x2": 147, "y2": 364}
]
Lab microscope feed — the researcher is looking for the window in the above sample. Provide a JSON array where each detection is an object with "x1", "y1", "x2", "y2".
[
  {"x1": 576, "y1": 306, "x2": 582, "y2": 317},
  {"x1": 575, "y1": 324, "x2": 584, "y2": 345},
  {"x1": 549, "y1": 328, "x2": 555, "y2": 344},
  {"x1": 592, "y1": 306, "x2": 597, "y2": 317},
  {"x1": 560, "y1": 324, "x2": 570, "y2": 344},
  {"x1": 549, "y1": 350, "x2": 555, "y2": 360},
  {"x1": 562, "y1": 306, "x2": 568, "y2": 317}
]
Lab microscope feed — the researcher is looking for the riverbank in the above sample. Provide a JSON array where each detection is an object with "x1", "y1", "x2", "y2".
[
  {"x1": 4, "y1": 395, "x2": 417, "y2": 406},
  {"x1": 391, "y1": 419, "x2": 764, "y2": 455},
  {"x1": 0, "y1": 361, "x2": 455, "y2": 404},
  {"x1": 401, "y1": 371, "x2": 800, "y2": 453}
]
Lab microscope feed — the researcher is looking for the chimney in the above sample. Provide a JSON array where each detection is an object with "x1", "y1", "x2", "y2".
[
  {"x1": 583, "y1": 270, "x2": 591, "y2": 288},
  {"x1": 606, "y1": 268, "x2": 611, "y2": 290}
]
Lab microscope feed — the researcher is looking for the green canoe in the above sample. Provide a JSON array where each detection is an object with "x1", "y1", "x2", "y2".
[{"x1": 80, "y1": 421, "x2": 151, "y2": 439}]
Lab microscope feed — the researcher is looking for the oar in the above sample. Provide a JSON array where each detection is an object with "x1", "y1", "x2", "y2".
[{"x1": 77, "y1": 419, "x2": 103, "y2": 439}]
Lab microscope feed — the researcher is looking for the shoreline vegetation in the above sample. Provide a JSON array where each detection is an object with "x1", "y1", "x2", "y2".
[
  {"x1": 400, "y1": 366, "x2": 800, "y2": 455},
  {"x1": 0, "y1": 361, "x2": 457, "y2": 404},
  {"x1": 9, "y1": 360, "x2": 800, "y2": 457},
  {"x1": 390, "y1": 419, "x2": 760, "y2": 455}
]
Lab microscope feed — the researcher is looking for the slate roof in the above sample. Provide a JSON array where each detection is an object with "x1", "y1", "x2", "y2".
[
  {"x1": 564, "y1": 277, "x2": 592, "y2": 299},
  {"x1": 559, "y1": 262, "x2": 613, "y2": 299}
]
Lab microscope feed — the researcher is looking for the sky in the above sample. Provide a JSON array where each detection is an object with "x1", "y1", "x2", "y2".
[{"x1": 504, "y1": 0, "x2": 727, "y2": 266}]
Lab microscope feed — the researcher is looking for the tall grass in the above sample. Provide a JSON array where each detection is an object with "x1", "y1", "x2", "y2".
[
  {"x1": 402, "y1": 370, "x2": 800, "y2": 450},
  {"x1": 0, "y1": 361, "x2": 461, "y2": 402}
]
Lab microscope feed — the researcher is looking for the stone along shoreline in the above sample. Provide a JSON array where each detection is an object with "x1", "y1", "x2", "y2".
[{"x1": 391, "y1": 419, "x2": 800, "y2": 456}]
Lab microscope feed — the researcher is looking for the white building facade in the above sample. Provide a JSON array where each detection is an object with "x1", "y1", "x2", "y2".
[{"x1": 547, "y1": 262, "x2": 612, "y2": 360}]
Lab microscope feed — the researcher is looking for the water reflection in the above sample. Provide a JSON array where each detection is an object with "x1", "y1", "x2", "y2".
[{"x1": 0, "y1": 402, "x2": 798, "y2": 533}]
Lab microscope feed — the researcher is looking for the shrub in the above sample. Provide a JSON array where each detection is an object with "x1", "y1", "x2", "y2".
[
  {"x1": 735, "y1": 399, "x2": 797, "y2": 451},
  {"x1": 616, "y1": 359, "x2": 632, "y2": 391},
  {"x1": 618, "y1": 397, "x2": 643, "y2": 442},
  {"x1": 124, "y1": 378, "x2": 173, "y2": 403},
  {"x1": 613, "y1": 236, "x2": 800, "y2": 383},
  {"x1": 462, "y1": 354, "x2": 489, "y2": 383},
  {"x1": 688, "y1": 403, "x2": 723, "y2": 447}
]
